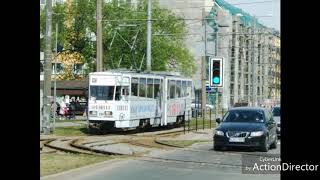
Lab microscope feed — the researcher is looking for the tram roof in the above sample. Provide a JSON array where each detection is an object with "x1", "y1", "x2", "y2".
[{"x1": 90, "y1": 70, "x2": 190, "y2": 79}]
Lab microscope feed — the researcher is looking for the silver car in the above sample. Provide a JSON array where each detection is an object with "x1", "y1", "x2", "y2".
[{"x1": 272, "y1": 106, "x2": 280, "y2": 137}]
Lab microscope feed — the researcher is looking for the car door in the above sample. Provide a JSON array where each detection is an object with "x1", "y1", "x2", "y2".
[{"x1": 265, "y1": 110, "x2": 277, "y2": 143}]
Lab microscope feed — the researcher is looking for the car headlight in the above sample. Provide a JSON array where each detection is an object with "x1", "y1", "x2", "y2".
[
  {"x1": 250, "y1": 131, "x2": 264, "y2": 137},
  {"x1": 215, "y1": 130, "x2": 224, "y2": 136}
]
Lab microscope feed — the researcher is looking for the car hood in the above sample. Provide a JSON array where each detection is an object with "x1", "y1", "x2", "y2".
[
  {"x1": 217, "y1": 122, "x2": 265, "y2": 132},
  {"x1": 273, "y1": 116, "x2": 280, "y2": 124}
]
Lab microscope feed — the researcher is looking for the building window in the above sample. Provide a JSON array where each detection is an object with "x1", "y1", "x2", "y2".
[
  {"x1": 52, "y1": 63, "x2": 64, "y2": 74},
  {"x1": 73, "y1": 64, "x2": 84, "y2": 75},
  {"x1": 40, "y1": 61, "x2": 44, "y2": 72}
]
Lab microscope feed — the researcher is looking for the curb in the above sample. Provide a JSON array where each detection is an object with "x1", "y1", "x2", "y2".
[
  {"x1": 154, "y1": 139, "x2": 184, "y2": 148},
  {"x1": 40, "y1": 138, "x2": 57, "y2": 141},
  {"x1": 156, "y1": 130, "x2": 185, "y2": 136},
  {"x1": 70, "y1": 139, "x2": 125, "y2": 156}
]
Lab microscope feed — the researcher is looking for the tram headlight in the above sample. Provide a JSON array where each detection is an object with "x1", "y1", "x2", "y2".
[
  {"x1": 104, "y1": 111, "x2": 113, "y2": 117},
  {"x1": 89, "y1": 111, "x2": 97, "y2": 116}
]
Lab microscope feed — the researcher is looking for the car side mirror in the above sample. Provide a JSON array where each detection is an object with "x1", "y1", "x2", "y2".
[{"x1": 216, "y1": 118, "x2": 221, "y2": 124}]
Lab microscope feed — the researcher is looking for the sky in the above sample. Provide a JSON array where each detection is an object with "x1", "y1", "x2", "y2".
[{"x1": 223, "y1": 0, "x2": 280, "y2": 31}]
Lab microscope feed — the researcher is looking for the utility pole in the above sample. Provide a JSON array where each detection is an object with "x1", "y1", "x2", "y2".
[
  {"x1": 43, "y1": 0, "x2": 53, "y2": 135},
  {"x1": 146, "y1": 0, "x2": 152, "y2": 71},
  {"x1": 53, "y1": 23, "x2": 58, "y2": 132},
  {"x1": 201, "y1": 8, "x2": 207, "y2": 114},
  {"x1": 96, "y1": 0, "x2": 103, "y2": 72}
]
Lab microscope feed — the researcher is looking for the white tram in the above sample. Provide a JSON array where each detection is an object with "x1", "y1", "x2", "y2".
[{"x1": 88, "y1": 71, "x2": 192, "y2": 129}]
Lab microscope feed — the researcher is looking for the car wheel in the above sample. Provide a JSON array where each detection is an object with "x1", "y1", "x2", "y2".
[
  {"x1": 270, "y1": 135, "x2": 277, "y2": 149},
  {"x1": 260, "y1": 136, "x2": 269, "y2": 152}
]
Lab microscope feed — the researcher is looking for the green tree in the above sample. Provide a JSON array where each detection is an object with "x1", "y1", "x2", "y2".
[
  {"x1": 40, "y1": 3, "x2": 66, "y2": 53},
  {"x1": 40, "y1": 0, "x2": 196, "y2": 77}
]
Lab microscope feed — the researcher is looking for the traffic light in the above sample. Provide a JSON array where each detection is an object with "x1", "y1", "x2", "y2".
[{"x1": 209, "y1": 57, "x2": 223, "y2": 87}]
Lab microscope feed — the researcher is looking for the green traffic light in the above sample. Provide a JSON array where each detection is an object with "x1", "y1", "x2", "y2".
[{"x1": 213, "y1": 77, "x2": 220, "y2": 84}]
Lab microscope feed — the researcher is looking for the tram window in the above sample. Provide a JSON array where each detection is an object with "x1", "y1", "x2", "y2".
[
  {"x1": 122, "y1": 87, "x2": 129, "y2": 96},
  {"x1": 182, "y1": 81, "x2": 187, "y2": 97},
  {"x1": 176, "y1": 80, "x2": 181, "y2": 98},
  {"x1": 167, "y1": 80, "x2": 170, "y2": 100},
  {"x1": 139, "y1": 78, "x2": 146, "y2": 97},
  {"x1": 131, "y1": 77, "x2": 138, "y2": 97},
  {"x1": 90, "y1": 86, "x2": 114, "y2": 100},
  {"x1": 154, "y1": 79, "x2": 160, "y2": 99},
  {"x1": 115, "y1": 86, "x2": 121, "y2": 101},
  {"x1": 147, "y1": 78, "x2": 153, "y2": 98},
  {"x1": 115, "y1": 86, "x2": 129, "y2": 101},
  {"x1": 187, "y1": 81, "x2": 192, "y2": 96},
  {"x1": 169, "y1": 80, "x2": 176, "y2": 99}
]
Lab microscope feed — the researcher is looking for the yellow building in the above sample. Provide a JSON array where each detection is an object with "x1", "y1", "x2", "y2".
[{"x1": 52, "y1": 50, "x2": 85, "y2": 80}]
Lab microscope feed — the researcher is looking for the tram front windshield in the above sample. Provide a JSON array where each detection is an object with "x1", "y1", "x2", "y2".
[{"x1": 90, "y1": 86, "x2": 114, "y2": 100}]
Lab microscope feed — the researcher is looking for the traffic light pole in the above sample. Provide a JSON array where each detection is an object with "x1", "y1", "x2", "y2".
[{"x1": 215, "y1": 31, "x2": 219, "y2": 118}]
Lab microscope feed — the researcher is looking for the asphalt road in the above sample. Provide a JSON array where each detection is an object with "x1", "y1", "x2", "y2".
[{"x1": 42, "y1": 140, "x2": 280, "y2": 180}]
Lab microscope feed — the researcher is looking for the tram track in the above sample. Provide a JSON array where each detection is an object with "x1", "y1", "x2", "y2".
[
  {"x1": 40, "y1": 125, "x2": 212, "y2": 156},
  {"x1": 40, "y1": 132, "x2": 274, "y2": 171}
]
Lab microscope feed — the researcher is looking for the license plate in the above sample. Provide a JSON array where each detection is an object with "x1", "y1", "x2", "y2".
[
  {"x1": 99, "y1": 113, "x2": 104, "y2": 116},
  {"x1": 229, "y1": 137, "x2": 245, "y2": 142}
]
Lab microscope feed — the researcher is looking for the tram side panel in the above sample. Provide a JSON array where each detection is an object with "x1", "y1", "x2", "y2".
[
  {"x1": 165, "y1": 78, "x2": 192, "y2": 124},
  {"x1": 130, "y1": 97, "x2": 158, "y2": 127},
  {"x1": 167, "y1": 98, "x2": 186, "y2": 124}
]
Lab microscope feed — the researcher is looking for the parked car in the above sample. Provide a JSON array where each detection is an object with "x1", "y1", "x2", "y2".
[
  {"x1": 213, "y1": 107, "x2": 277, "y2": 152},
  {"x1": 272, "y1": 106, "x2": 281, "y2": 137}
]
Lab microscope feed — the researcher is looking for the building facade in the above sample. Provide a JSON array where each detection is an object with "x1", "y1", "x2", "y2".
[
  {"x1": 213, "y1": 0, "x2": 280, "y2": 110},
  {"x1": 158, "y1": 0, "x2": 215, "y2": 89}
]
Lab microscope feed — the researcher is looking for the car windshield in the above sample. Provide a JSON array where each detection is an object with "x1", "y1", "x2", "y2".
[
  {"x1": 223, "y1": 110, "x2": 265, "y2": 123},
  {"x1": 272, "y1": 107, "x2": 280, "y2": 116},
  {"x1": 90, "y1": 85, "x2": 114, "y2": 100}
]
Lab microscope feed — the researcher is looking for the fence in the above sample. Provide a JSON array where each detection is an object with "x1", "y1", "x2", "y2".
[{"x1": 182, "y1": 108, "x2": 224, "y2": 134}]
